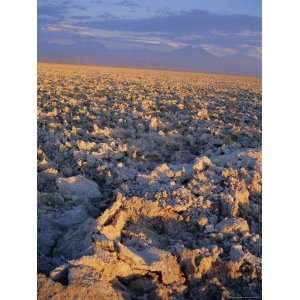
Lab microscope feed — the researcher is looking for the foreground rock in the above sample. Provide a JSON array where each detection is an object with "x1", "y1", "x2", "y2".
[{"x1": 56, "y1": 175, "x2": 101, "y2": 199}]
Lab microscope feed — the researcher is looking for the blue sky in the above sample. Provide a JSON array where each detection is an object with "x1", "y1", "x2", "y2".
[{"x1": 38, "y1": 0, "x2": 262, "y2": 75}]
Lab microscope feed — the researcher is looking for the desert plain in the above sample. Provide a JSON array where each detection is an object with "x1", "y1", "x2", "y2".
[{"x1": 37, "y1": 63, "x2": 262, "y2": 299}]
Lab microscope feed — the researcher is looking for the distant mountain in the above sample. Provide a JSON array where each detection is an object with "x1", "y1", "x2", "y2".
[
  {"x1": 38, "y1": 41, "x2": 261, "y2": 76},
  {"x1": 38, "y1": 41, "x2": 110, "y2": 65}
]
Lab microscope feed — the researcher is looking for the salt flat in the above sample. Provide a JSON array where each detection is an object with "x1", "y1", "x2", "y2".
[{"x1": 38, "y1": 63, "x2": 261, "y2": 299}]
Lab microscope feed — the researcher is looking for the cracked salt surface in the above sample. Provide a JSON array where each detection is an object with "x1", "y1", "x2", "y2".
[{"x1": 38, "y1": 63, "x2": 261, "y2": 299}]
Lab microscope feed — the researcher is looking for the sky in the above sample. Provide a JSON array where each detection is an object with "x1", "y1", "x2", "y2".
[{"x1": 38, "y1": 0, "x2": 262, "y2": 76}]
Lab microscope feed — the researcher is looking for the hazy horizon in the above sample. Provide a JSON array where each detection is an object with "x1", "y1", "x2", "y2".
[{"x1": 37, "y1": 60, "x2": 261, "y2": 78}]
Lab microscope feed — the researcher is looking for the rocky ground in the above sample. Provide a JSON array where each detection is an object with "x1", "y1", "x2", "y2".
[{"x1": 37, "y1": 63, "x2": 262, "y2": 300}]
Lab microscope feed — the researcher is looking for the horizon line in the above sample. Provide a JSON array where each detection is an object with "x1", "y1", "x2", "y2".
[{"x1": 38, "y1": 60, "x2": 262, "y2": 79}]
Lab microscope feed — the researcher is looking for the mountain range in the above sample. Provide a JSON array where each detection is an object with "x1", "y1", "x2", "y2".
[{"x1": 38, "y1": 41, "x2": 261, "y2": 76}]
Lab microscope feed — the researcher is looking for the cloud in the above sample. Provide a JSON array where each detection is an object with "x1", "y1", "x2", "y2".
[
  {"x1": 38, "y1": 0, "x2": 87, "y2": 20},
  {"x1": 38, "y1": 2, "x2": 70, "y2": 19},
  {"x1": 97, "y1": 13, "x2": 118, "y2": 20},
  {"x1": 239, "y1": 44, "x2": 262, "y2": 59},
  {"x1": 44, "y1": 23, "x2": 187, "y2": 49},
  {"x1": 116, "y1": 1, "x2": 140, "y2": 9},
  {"x1": 72, "y1": 9, "x2": 261, "y2": 51},
  {"x1": 71, "y1": 15, "x2": 94, "y2": 20},
  {"x1": 41, "y1": 7, "x2": 262, "y2": 56},
  {"x1": 80, "y1": 10, "x2": 261, "y2": 35},
  {"x1": 90, "y1": 0, "x2": 104, "y2": 4},
  {"x1": 48, "y1": 38, "x2": 76, "y2": 46},
  {"x1": 200, "y1": 44, "x2": 237, "y2": 57}
]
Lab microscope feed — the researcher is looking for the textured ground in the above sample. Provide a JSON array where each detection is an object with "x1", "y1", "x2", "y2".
[{"x1": 37, "y1": 63, "x2": 262, "y2": 300}]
